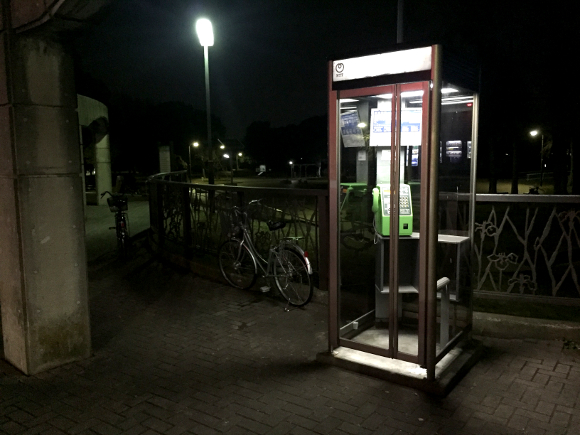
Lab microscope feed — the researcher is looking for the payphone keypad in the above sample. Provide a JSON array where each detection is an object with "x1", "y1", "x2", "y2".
[{"x1": 382, "y1": 185, "x2": 412, "y2": 216}]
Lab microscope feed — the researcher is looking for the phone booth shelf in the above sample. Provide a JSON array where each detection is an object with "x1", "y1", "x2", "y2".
[{"x1": 317, "y1": 43, "x2": 483, "y2": 395}]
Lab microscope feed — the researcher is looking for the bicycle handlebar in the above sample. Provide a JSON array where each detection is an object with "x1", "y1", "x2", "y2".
[
  {"x1": 101, "y1": 191, "x2": 126, "y2": 199},
  {"x1": 231, "y1": 199, "x2": 262, "y2": 215}
]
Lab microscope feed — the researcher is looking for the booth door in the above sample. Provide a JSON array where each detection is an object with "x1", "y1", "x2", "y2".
[{"x1": 337, "y1": 82, "x2": 430, "y2": 364}]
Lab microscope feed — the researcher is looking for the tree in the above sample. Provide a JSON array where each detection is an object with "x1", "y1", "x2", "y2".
[{"x1": 107, "y1": 98, "x2": 226, "y2": 175}]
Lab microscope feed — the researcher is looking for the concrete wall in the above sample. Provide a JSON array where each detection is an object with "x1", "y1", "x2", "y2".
[{"x1": 0, "y1": 0, "x2": 112, "y2": 374}]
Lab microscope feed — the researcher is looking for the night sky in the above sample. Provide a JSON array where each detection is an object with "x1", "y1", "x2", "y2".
[{"x1": 73, "y1": 0, "x2": 574, "y2": 141}]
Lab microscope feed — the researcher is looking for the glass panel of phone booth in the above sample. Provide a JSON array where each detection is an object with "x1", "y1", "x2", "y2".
[
  {"x1": 390, "y1": 84, "x2": 426, "y2": 359},
  {"x1": 435, "y1": 83, "x2": 475, "y2": 359},
  {"x1": 338, "y1": 86, "x2": 394, "y2": 355},
  {"x1": 337, "y1": 83, "x2": 428, "y2": 362}
]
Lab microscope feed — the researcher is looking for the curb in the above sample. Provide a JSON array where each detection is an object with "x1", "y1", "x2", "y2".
[{"x1": 473, "y1": 312, "x2": 580, "y2": 342}]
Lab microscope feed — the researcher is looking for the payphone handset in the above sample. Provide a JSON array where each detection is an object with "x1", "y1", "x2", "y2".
[{"x1": 372, "y1": 184, "x2": 413, "y2": 236}]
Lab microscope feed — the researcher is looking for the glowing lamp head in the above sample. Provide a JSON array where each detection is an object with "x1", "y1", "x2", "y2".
[
  {"x1": 530, "y1": 130, "x2": 539, "y2": 137},
  {"x1": 196, "y1": 18, "x2": 214, "y2": 47}
]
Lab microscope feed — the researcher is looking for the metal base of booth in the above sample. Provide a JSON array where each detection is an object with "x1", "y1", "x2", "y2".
[{"x1": 316, "y1": 338, "x2": 483, "y2": 396}]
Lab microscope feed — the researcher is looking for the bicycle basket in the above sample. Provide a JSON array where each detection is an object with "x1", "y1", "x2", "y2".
[{"x1": 107, "y1": 195, "x2": 128, "y2": 212}]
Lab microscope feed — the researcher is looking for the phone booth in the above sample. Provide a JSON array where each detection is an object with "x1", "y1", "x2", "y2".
[{"x1": 319, "y1": 44, "x2": 482, "y2": 394}]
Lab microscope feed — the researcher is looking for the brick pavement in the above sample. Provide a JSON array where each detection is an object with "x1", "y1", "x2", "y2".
[{"x1": 1, "y1": 252, "x2": 579, "y2": 435}]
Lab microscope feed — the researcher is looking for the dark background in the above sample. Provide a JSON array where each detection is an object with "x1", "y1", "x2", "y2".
[{"x1": 71, "y1": 0, "x2": 579, "y2": 191}]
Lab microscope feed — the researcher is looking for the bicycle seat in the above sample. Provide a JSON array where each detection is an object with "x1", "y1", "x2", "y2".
[{"x1": 267, "y1": 220, "x2": 286, "y2": 231}]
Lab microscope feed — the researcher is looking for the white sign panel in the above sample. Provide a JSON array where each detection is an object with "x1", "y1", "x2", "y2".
[
  {"x1": 333, "y1": 46, "x2": 432, "y2": 82},
  {"x1": 340, "y1": 111, "x2": 365, "y2": 148},
  {"x1": 401, "y1": 109, "x2": 422, "y2": 146},
  {"x1": 370, "y1": 108, "x2": 391, "y2": 147}
]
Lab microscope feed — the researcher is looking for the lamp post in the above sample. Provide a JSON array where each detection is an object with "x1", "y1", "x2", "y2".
[
  {"x1": 289, "y1": 161, "x2": 294, "y2": 178},
  {"x1": 237, "y1": 152, "x2": 242, "y2": 170},
  {"x1": 196, "y1": 18, "x2": 214, "y2": 184},
  {"x1": 530, "y1": 130, "x2": 545, "y2": 186}
]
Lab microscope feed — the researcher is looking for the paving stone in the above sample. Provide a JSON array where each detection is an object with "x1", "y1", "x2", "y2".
[{"x1": 1, "y1": 252, "x2": 578, "y2": 435}]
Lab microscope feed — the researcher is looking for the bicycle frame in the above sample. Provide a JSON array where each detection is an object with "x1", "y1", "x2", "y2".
[
  {"x1": 234, "y1": 222, "x2": 312, "y2": 278},
  {"x1": 101, "y1": 191, "x2": 130, "y2": 257},
  {"x1": 115, "y1": 211, "x2": 128, "y2": 235}
]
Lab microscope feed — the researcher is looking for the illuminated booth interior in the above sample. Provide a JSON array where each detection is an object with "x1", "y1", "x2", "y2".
[{"x1": 319, "y1": 45, "x2": 482, "y2": 394}]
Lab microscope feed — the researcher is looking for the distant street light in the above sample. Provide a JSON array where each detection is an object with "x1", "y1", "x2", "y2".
[
  {"x1": 289, "y1": 161, "x2": 294, "y2": 178},
  {"x1": 236, "y1": 152, "x2": 242, "y2": 170},
  {"x1": 188, "y1": 141, "x2": 199, "y2": 180},
  {"x1": 529, "y1": 129, "x2": 545, "y2": 186},
  {"x1": 223, "y1": 153, "x2": 234, "y2": 185},
  {"x1": 196, "y1": 18, "x2": 214, "y2": 184}
]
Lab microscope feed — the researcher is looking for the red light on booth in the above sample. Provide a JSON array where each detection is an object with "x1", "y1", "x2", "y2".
[{"x1": 467, "y1": 103, "x2": 473, "y2": 107}]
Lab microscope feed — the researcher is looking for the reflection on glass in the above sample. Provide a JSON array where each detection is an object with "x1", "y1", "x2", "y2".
[
  {"x1": 393, "y1": 88, "x2": 424, "y2": 358},
  {"x1": 338, "y1": 84, "x2": 426, "y2": 361},
  {"x1": 338, "y1": 93, "x2": 387, "y2": 352}
]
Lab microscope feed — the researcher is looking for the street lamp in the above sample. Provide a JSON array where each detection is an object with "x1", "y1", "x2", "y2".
[
  {"x1": 236, "y1": 152, "x2": 242, "y2": 170},
  {"x1": 289, "y1": 161, "x2": 294, "y2": 178},
  {"x1": 196, "y1": 18, "x2": 214, "y2": 184},
  {"x1": 223, "y1": 153, "x2": 234, "y2": 185},
  {"x1": 188, "y1": 141, "x2": 199, "y2": 180},
  {"x1": 529, "y1": 130, "x2": 545, "y2": 186}
]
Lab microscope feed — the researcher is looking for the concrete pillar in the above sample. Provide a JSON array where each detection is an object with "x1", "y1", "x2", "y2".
[{"x1": 0, "y1": 30, "x2": 91, "y2": 374}]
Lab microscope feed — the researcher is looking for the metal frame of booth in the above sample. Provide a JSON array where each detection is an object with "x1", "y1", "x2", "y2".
[{"x1": 319, "y1": 44, "x2": 482, "y2": 394}]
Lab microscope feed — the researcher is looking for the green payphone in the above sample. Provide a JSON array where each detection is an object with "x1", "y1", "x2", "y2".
[{"x1": 372, "y1": 183, "x2": 413, "y2": 236}]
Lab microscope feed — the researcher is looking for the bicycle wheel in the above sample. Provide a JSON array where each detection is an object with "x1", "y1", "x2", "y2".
[
  {"x1": 117, "y1": 217, "x2": 130, "y2": 259},
  {"x1": 274, "y1": 248, "x2": 313, "y2": 307},
  {"x1": 218, "y1": 240, "x2": 258, "y2": 290},
  {"x1": 118, "y1": 233, "x2": 128, "y2": 259}
]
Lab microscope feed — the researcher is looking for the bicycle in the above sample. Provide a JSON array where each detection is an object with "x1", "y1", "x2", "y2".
[
  {"x1": 218, "y1": 200, "x2": 314, "y2": 308},
  {"x1": 101, "y1": 191, "x2": 130, "y2": 259}
]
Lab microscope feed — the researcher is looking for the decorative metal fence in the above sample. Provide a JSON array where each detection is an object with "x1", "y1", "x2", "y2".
[
  {"x1": 148, "y1": 173, "x2": 329, "y2": 288},
  {"x1": 474, "y1": 195, "x2": 580, "y2": 301},
  {"x1": 148, "y1": 173, "x2": 579, "y2": 304}
]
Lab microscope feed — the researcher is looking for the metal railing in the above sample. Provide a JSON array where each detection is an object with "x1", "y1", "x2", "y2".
[
  {"x1": 148, "y1": 172, "x2": 329, "y2": 290},
  {"x1": 148, "y1": 173, "x2": 579, "y2": 304},
  {"x1": 473, "y1": 194, "x2": 580, "y2": 302}
]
